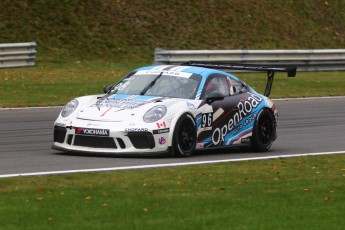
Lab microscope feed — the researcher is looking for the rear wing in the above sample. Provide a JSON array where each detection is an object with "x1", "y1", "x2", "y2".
[{"x1": 181, "y1": 61, "x2": 296, "y2": 97}]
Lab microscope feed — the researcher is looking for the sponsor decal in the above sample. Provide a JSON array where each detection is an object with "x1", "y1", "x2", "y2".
[
  {"x1": 186, "y1": 102, "x2": 196, "y2": 109},
  {"x1": 75, "y1": 128, "x2": 110, "y2": 136},
  {"x1": 153, "y1": 128, "x2": 170, "y2": 135},
  {"x1": 91, "y1": 95, "x2": 161, "y2": 111},
  {"x1": 156, "y1": 121, "x2": 167, "y2": 129},
  {"x1": 212, "y1": 93, "x2": 262, "y2": 145},
  {"x1": 125, "y1": 128, "x2": 149, "y2": 132},
  {"x1": 233, "y1": 114, "x2": 256, "y2": 135},
  {"x1": 201, "y1": 113, "x2": 213, "y2": 128},
  {"x1": 136, "y1": 70, "x2": 192, "y2": 78},
  {"x1": 158, "y1": 137, "x2": 166, "y2": 145},
  {"x1": 241, "y1": 137, "x2": 251, "y2": 144}
]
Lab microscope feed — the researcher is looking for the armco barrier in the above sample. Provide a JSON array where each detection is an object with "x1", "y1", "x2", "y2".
[
  {"x1": 0, "y1": 42, "x2": 37, "y2": 68},
  {"x1": 154, "y1": 48, "x2": 345, "y2": 71}
]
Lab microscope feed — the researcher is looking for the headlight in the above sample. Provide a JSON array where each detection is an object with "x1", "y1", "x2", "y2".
[
  {"x1": 61, "y1": 99, "x2": 79, "y2": 117},
  {"x1": 143, "y1": 105, "x2": 167, "y2": 123}
]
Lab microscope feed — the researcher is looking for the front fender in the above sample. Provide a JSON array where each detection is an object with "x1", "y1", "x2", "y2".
[
  {"x1": 164, "y1": 100, "x2": 201, "y2": 147},
  {"x1": 167, "y1": 111, "x2": 196, "y2": 147},
  {"x1": 55, "y1": 95, "x2": 102, "y2": 125}
]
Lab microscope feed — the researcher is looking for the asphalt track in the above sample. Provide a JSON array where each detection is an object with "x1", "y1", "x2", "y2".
[{"x1": 1, "y1": 97, "x2": 345, "y2": 177}]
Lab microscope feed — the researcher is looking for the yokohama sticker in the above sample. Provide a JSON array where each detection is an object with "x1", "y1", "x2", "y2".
[{"x1": 75, "y1": 128, "x2": 110, "y2": 136}]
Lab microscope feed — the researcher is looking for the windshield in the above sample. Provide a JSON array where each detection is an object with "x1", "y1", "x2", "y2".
[{"x1": 111, "y1": 70, "x2": 202, "y2": 99}]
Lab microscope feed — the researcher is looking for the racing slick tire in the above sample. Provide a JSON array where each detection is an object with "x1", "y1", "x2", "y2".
[
  {"x1": 171, "y1": 113, "x2": 197, "y2": 157},
  {"x1": 251, "y1": 108, "x2": 276, "y2": 152}
]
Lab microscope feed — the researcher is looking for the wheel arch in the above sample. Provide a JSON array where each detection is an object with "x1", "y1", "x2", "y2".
[
  {"x1": 167, "y1": 111, "x2": 196, "y2": 147},
  {"x1": 251, "y1": 107, "x2": 277, "y2": 151},
  {"x1": 264, "y1": 105, "x2": 278, "y2": 135}
]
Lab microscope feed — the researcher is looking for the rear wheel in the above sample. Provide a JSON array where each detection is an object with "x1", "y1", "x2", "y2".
[
  {"x1": 251, "y1": 109, "x2": 276, "y2": 152},
  {"x1": 171, "y1": 114, "x2": 196, "y2": 157}
]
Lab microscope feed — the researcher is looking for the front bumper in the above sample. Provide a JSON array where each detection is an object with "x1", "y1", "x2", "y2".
[
  {"x1": 52, "y1": 144, "x2": 171, "y2": 156},
  {"x1": 52, "y1": 121, "x2": 171, "y2": 155}
]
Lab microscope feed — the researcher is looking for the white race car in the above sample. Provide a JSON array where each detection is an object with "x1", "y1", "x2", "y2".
[{"x1": 52, "y1": 62, "x2": 296, "y2": 157}]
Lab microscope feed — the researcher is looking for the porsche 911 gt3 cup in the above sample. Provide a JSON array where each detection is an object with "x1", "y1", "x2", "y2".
[{"x1": 52, "y1": 61, "x2": 296, "y2": 156}]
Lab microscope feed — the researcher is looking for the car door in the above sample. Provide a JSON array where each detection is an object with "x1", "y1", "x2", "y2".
[{"x1": 196, "y1": 74, "x2": 263, "y2": 148}]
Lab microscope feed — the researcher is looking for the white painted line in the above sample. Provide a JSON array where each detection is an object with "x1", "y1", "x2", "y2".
[
  {"x1": 0, "y1": 106, "x2": 63, "y2": 111},
  {"x1": 0, "y1": 151, "x2": 344, "y2": 178}
]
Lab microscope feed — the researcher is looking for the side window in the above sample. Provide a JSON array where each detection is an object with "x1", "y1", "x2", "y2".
[
  {"x1": 229, "y1": 78, "x2": 247, "y2": 95},
  {"x1": 203, "y1": 74, "x2": 230, "y2": 99}
]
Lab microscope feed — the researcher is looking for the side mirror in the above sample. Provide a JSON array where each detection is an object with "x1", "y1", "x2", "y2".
[
  {"x1": 103, "y1": 85, "x2": 113, "y2": 94},
  {"x1": 206, "y1": 91, "x2": 224, "y2": 104}
]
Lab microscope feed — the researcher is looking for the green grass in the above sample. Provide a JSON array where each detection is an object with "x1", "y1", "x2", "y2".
[
  {"x1": 0, "y1": 60, "x2": 145, "y2": 107},
  {"x1": 1, "y1": 1, "x2": 345, "y2": 62},
  {"x1": 1, "y1": 60, "x2": 345, "y2": 107},
  {"x1": 0, "y1": 154, "x2": 344, "y2": 229},
  {"x1": 239, "y1": 71, "x2": 345, "y2": 98}
]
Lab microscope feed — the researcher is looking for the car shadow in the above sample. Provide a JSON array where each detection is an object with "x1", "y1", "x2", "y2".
[{"x1": 53, "y1": 146, "x2": 256, "y2": 159}]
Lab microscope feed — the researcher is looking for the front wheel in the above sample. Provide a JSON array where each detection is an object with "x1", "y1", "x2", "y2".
[
  {"x1": 171, "y1": 114, "x2": 197, "y2": 157},
  {"x1": 251, "y1": 109, "x2": 276, "y2": 152}
]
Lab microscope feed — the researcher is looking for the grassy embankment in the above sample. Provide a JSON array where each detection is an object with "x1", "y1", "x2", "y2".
[{"x1": 1, "y1": 1, "x2": 345, "y2": 107}]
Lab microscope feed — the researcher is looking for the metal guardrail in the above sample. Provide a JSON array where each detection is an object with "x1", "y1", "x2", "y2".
[
  {"x1": 0, "y1": 42, "x2": 37, "y2": 68},
  {"x1": 154, "y1": 48, "x2": 345, "y2": 71}
]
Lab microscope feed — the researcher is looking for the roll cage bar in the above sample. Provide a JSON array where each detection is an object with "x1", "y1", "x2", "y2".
[{"x1": 181, "y1": 61, "x2": 296, "y2": 97}]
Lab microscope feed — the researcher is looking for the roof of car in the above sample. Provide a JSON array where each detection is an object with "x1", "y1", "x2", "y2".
[{"x1": 135, "y1": 65, "x2": 238, "y2": 79}]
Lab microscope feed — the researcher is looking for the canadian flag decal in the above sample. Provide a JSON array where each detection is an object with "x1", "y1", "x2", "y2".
[{"x1": 156, "y1": 121, "x2": 166, "y2": 128}]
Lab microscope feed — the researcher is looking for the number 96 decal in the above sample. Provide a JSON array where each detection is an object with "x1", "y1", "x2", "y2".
[{"x1": 201, "y1": 113, "x2": 213, "y2": 129}]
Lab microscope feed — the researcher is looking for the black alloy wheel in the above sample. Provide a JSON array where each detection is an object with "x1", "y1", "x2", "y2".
[
  {"x1": 172, "y1": 114, "x2": 197, "y2": 157},
  {"x1": 252, "y1": 109, "x2": 276, "y2": 152}
]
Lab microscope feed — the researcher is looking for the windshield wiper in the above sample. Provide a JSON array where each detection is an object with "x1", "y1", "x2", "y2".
[{"x1": 140, "y1": 72, "x2": 163, "y2": 95}]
